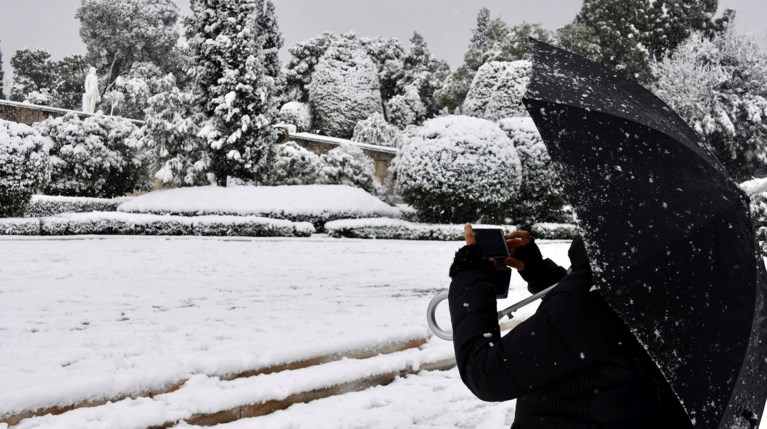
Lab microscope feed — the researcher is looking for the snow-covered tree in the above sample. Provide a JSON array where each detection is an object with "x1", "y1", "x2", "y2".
[
  {"x1": 50, "y1": 55, "x2": 89, "y2": 110},
  {"x1": 352, "y1": 112, "x2": 400, "y2": 147},
  {"x1": 395, "y1": 115, "x2": 522, "y2": 223},
  {"x1": 187, "y1": 0, "x2": 278, "y2": 185},
  {"x1": 387, "y1": 85, "x2": 427, "y2": 129},
  {"x1": 278, "y1": 101, "x2": 312, "y2": 132},
  {"x1": 463, "y1": 60, "x2": 531, "y2": 121},
  {"x1": 555, "y1": 22, "x2": 602, "y2": 61},
  {"x1": 308, "y1": 35, "x2": 383, "y2": 138},
  {"x1": 0, "y1": 120, "x2": 50, "y2": 217},
  {"x1": 0, "y1": 43, "x2": 5, "y2": 100},
  {"x1": 77, "y1": 0, "x2": 182, "y2": 94},
  {"x1": 319, "y1": 143, "x2": 377, "y2": 193},
  {"x1": 399, "y1": 32, "x2": 450, "y2": 120},
  {"x1": 35, "y1": 113, "x2": 149, "y2": 197},
  {"x1": 361, "y1": 36, "x2": 406, "y2": 105},
  {"x1": 575, "y1": 0, "x2": 731, "y2": 83},
  {"x1": 9, "y1": 49, "x2": 56, "y2": 103},
  {"x1": 652, "y1": 29, "x2": 767, "y2": 180},
  {"x1": 499, "y1": 117, "x2": 565, "y2": 227},
  {"x1": 283, "y1": 32, "x2": 338, "y2": 102},
  {"x1": 256, "y1": 0, "x2": 284, "y2": 81},
  {"x1": 268, "y1": 142, "x2": 323, "y2": 185},
  {"x1": 141, "y1": 74, "x2": 209, "y2": 187},
  {"x1": 108, "y1": 62, "x2": 164, "y2": 119}
]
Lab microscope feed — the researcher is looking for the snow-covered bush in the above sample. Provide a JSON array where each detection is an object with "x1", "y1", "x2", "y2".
[
  {"x1": 499, "y1": 117, "x2": 566, "y2": 227},
  {"x1": 0, "y1": 218, "x2": 41, "y2": 235},
  {"x1": 530, "y1": 222, "x2": 578, "y2": 240},
  {"x1": 0, "y1": 120, "x2": 51, "y2": 217},
  {"x1": 109, "y1": 62, "x2": 164, "y2": 120},
  {"x1": 652, "y1": 29, "x2": 767, "y2": 180},
  {"x1": 24, "y1": 195, "x2": 128, "y2": 217},
  {"x1": 325, "y1": 218, "x2": 514, "y2": 241},
  {"x1": 750, "y1": 191, "x2": 767, "y2": 255},
  {"x1": 352, "y1": 112, "x2": 400, "y2": 147},
  {"x1": 33, "y1": 212, "x2": 313, "y2": 237},
  {"x1": 279, "y1": 102, "x2": 313, "y2": 132},
  {"x1": 463, "y1": 61, "x2": 531, "y2": 120},
  {"x1": 386, "y1": 85, "x2": 427, "y2": 128},
  {"x1": 35, "y1": 113, "x2": 150, "y2": 198},
  {"x1": 395, "y1": 115, "x2": 522, "y2": 223},
  {"x1": 268, "y1": 142, "x2": 323, "y2": 185},
  {"x1": 319, "y1": 143, "x2": 377, "y2": 193},
  {"x1": 308, "y1": 36, "x2": 383, "y2": 138}
]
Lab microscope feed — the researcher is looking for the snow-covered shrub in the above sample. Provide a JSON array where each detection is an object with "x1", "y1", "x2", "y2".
[
  {"x1": 352, "y1": 112, "x2": 400, "y2": 147},
  {"x1": 326, "y1": 218, "x2": 514, "y2": 241},
  {"x1": 24, "y1": 195, "x2": 128, "y2": 217},
  {"x1": 268, "y1": 142, "x2": 323, "y2": 185},
  {"x1": 308, "y1": 36, "x2": 383, "y2": 138},
  {"x1": 0, "y1": 218, "x2": 41, "y2": 235},
  {"x1": 191, "y1": 216, "x2": 314, "y2": 238},
  {"x1": 750, "y1": 191, "x2": 767, "y2": 255},
  {"x1": 0, "y1": 120, "x2": 51, "y2": 217},
  {"x1": 499, "y1": 117, "x2": 566, "y2": 227},
  {"x1": 35, "y1": 113, "x2": 150, "y2": 198},
  {"x1": 530, "y1": 222, "x2": 578, "y2": 240},
  {"x1": 395, "y1": 115, "x2": 522, "y2": 223},
  {"x1": 652, "y1": 29, "x2": 767, "y2": 180},
  {"x1": 109, "y1": 62, "x2": 164, "y2": 120},
  {"x1": 279, "y1": 102, "x2": 313, "y2": 132},
  {"x1": 386, "y1": 85, "x2": 427, "y2": 128},
  {"x1": 319, "y1": 143, "x2": 377, "y2": 193},
  {"x1": 463, "y1": 61, "x2": 531, "y2": 120}
]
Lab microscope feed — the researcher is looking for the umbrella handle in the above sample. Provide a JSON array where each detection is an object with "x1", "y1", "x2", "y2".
[{"x1": 427, "y1": 283, "x2": 559, "y2": 341}]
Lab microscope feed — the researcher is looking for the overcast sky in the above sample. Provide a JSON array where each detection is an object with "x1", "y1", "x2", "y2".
[{"x1": 1, "y1": 0, "x2": 766, "y2": 92}]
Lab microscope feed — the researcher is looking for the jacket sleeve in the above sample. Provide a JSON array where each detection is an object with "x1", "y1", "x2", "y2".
[
  {"x1": 448, "y1": 269, "x2": 620, "y2": 402},
  {"x1": 519, "y1": 258, "x2": 568, "y2": 294}
]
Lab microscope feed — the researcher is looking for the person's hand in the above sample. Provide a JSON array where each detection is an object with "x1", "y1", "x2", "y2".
[
  {"x1": 463, "y1": 223, "x2": 476, "y2": 245},
  {"x1": 502, "y1": 231, "x2": 539, "y2": 271}
]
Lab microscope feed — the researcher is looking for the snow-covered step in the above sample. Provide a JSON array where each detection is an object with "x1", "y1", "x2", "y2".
[
  {"x1": 1, "y1": 337, "x2": 427, "y2": 427},
  {"x1": 11, "y1": 341, "x2": 456, "y2": 429}
]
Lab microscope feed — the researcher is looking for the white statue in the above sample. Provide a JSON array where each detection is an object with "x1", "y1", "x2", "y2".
[{"x1": 82, "y1": 67, "x2": 101, "y2": 113}]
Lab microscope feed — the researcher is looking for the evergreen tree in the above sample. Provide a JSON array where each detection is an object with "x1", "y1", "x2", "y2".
[
  {"x1": 76, "y1": 0, "x2": 182, "y2": 95},
  {"x1": 361, "y1": 36, "x2": 405, "y2": 105},
  {"x1": 399, "y1": 32, "x2": 450, "y2": 119},
  {"x1": 0, "y1": 43, "x2": 4, "y2": 100},
  {"x1": 9, "y1": 49, "x2": 56, "y2": 103},
  {"x1": 575, "y1": 0, "x2": 732, "y2": 83},
  {"x1": 284, "y1": 32, "x2": 338, "y2": 102},
  {"x1": 51, "y1": 55, "x2": 89, "y2": 110},
  {"x1": 187, "y1": 0, "x2": 277, "y2": 185},
  {"x1": 256, "y1": 0, "x2": 284, "y2": 80}
]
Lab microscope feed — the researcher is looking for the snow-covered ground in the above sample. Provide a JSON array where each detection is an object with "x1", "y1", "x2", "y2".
[{"x1": 0, "y1": 235, "x2": 571, "y2": 428}]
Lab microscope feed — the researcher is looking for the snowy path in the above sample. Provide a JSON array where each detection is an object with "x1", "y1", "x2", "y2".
[{"x1": 0, "y1": 236, "x2": 570, "y2": 426}]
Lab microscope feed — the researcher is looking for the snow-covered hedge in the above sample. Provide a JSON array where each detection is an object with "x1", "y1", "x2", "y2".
[
  {"x1": 499, "y1": 117, "x2": 566, "y2": 227},
  {"x1": 325, "y1": 218, "x2": 515, "y2": 241},
  {"x1": 352, "y1": 112, "x2": 400, "y2": 147},
  {"x1": 0, "y1": 120, "x2": 51, "y2": 217},
  {"x1": 24, "y1": 195, "x2": 130, "y2": 217},
  {"x1": 309, "y1": 36, "x2": 383, "y2": 138},
  {"x1": 319, "y1": 143, "x2": 377, "y2": 194},
  {"x1": 530, "y1": 222, "x2": 578, "y2": 240},
  {"x1": 279, "y1": 101, "x2": 313, "y2": 132},
  {"x1": 269, "y1": 142, "x2": 324, "y2": 186},
  {"x1": 117, "y1": 185, "x2": 401, "y2": 231},
  {"x1": 395, "y1": 115, "x2": 522, "y2": 223},
  {"x1": 0, "y1": 213, "x2": 314, "y2": 237},
  {"x1": 35, "y1": 113, "x2": 150, "y2": 198},
  {"x1": 463, "y1": 61, "x2": 530, "y2": 121}
]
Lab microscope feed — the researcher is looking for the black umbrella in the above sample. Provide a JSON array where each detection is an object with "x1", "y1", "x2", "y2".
[{"x1": 522, "y1": 39, "x2": 767, "y2": 429}]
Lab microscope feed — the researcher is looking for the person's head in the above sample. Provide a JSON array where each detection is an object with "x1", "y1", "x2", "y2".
[
  {"x1": 568, "y1": 235, "x2": 590, "y2": 271},
  {"x1": 89, "y1": 67, "x2": 97, "y2": 75}
]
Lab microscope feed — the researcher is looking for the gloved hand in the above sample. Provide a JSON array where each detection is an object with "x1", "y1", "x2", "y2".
[
  {"x1": 502, "y1": 231, "x2": 542, "y2": 273},
  {"x1": 449, "y1": 244, "x2": 495, "y2": 278}
]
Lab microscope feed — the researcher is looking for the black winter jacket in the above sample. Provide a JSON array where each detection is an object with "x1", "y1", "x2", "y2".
[{"x1": 448, "y1": 240, "x2": 691, "y2": 429}]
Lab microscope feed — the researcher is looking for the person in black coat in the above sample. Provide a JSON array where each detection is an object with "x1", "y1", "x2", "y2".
[{"x1": 448, "y1": 225, "x2": 691, "y2": 429}]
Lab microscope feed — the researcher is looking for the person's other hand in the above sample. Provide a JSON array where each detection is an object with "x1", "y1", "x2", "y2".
[
  {"x1": 463, "y1": 223, "x2": 476, "y2": 246},
  {"x1": 502, "y1": 231, "x2": 540, "y2": 271}
]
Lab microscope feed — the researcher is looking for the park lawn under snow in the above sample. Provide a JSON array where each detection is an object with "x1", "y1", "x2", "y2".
[{"x1": 0, "y1": 235, "x2": 571, "y2": 427}]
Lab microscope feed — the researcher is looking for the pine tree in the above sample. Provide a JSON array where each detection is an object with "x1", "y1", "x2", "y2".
[
  {"x1": 284, "y1": 32, "x2": 338, "y2": 102},
  {"x1": 400, "y1": 32, "x2": 450, "y2": 119},
  {"x1": 0, "y1": 43, "x2": 5, "y2": 100},
  {"x1": 51, "y1": 55, "x2": 89, "y2": 110},
  {"x1": 187, "y1": 0, "x2": 277, "y2": 185},
  {"x1": 9, "y1": 49, "x2": 56, "y2": 103},
  {"x1": 361, "y1": 36, "x2": 405, "y2": 105},
  {"x1": 256, "y1": 0, "x2": 284, "y2": 80}
]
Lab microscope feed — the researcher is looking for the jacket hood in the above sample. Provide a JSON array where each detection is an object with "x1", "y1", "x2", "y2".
[{"x1": 568, "y1": 235, "x2": 590, "y2": 271}]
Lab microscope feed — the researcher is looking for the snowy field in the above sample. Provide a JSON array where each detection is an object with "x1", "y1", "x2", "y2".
[{"x1": 0, "y1": 235, "x2": 570, "y2": 428}]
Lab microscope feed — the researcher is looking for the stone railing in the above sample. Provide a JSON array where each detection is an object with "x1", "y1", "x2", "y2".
[{"x1": 0, "y1": 99, "x2": 144, "y2": 126}]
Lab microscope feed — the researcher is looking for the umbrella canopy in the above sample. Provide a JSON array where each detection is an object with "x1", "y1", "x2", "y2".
[{"x1": 522, "y1": 39, "x2": 767, "y2": 429}]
